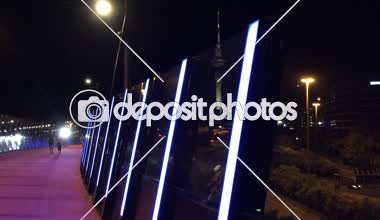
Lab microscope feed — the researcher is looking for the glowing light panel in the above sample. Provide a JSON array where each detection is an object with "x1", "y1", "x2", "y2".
[
  {"x1": 89, "y1": 123, "x2": 102, "y2": 180},
  {"x1": 96, "y1": 97, "x2": 115, "y2": 187},
  {"x1": 152, "y1": 59, "x2": 187, "y2": 220},
  {"x1": 106, "y1": 89, "x2": 128, "y2": 194},
  {"x1": 217, "y1": 20, "x2": 259, "y2": 220},
  {"x1": 81, "y1": 121, "x2": 92, "y2": 166},
  {"x1": 120, "y1": 79, "x2": 150, "y2": 216},
  {"x1": 85, "y1": 122, "x2": 96, "y2": 173},
  {"x1": 370, "y1": 81, "x2": 380, "y2": 85}
]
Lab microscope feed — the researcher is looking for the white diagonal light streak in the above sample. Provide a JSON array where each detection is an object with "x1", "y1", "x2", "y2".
[
  {"x1": 80, "y1": 136, "x2": 166, "y2": 220},
  {"x1": 217, "y1": 0, "x2": 301, "y2": 82},
  {"x1": 80, "y1": 0, "x2": 165, "y2": 82},
  {"x1": 217, "y1": 137, "x2": 301, "y2": 220},
  {"x1": 120, "y1": 79, "x2": 150, "y2": 216}
]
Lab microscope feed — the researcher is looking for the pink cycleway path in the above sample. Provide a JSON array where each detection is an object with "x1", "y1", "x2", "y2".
[{"x1": 0, "y1": 145, "x2": 100, "y2": 220}]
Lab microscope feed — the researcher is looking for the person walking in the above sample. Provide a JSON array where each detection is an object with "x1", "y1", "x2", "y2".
[
  {"x1": 57, "y1": 137, "x2": 62, "y2": 153},
  {"x1": 48, "y1": 135, "x2": 54, "y2": 154}
]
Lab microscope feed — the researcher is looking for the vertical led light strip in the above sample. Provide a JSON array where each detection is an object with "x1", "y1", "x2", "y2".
[
  {"x1": 105, "y1": 89, "x2": 128, "y2": 195},
  {"x1": 89, "y1": 123, "x2": 103, "y2": 180},
  {"x1": 82, "y1": 121, "x2": 93, "y2": 166},
  {"x1": 152, "y1": 59, "x2": 187, "y2": 220},
  {"x1": 120, "y1": 79, "x2": 150, "y2": 216},
  {"x1": 96, "y1": 97, "x2": 115, "y2": 187},
  {"x1": 217, "y1": 20, "x2": 259, "y2": 220},
  {"x1": 85, "y1": 122, "x2": 96, "y2": 173},
  {"x1": 81, "y1": 122, "x2": 91, "y2": 165}
]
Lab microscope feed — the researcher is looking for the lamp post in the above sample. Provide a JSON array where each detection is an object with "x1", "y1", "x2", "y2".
[
  {"x1": 312, "y1": 102, "x2": 320, "y2": 126},
  {"x1": 94, "y1": 0, "x2": 130, "y2": 93},
  {"x1": 301, "y1": 77, "x2": 315, "y2": 152}
]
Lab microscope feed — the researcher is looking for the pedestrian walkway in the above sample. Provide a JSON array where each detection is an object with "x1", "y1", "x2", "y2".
[{"x1": 0, "y1": 145, "x2": 100, "y2": 220}]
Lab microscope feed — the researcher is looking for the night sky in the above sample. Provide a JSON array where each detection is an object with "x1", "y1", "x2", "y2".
[{"x1": 0, "y1": 0, "x2": 379, "y2": 122}]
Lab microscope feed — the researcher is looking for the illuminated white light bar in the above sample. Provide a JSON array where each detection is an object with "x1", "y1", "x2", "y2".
[
  {"x1": 217, "y1": 20, "x2": 259, "y2": 220},
  {"x1": 120, "y1": 79, "x2": 150, "y2": 216},
  {"x1": 82, "y1": 121, "x2": 93, "y2": 165},
  {"x1": 83, "y1": 121, "x2": 94, "y2": 169},
  {"x1": 89, "y1": 123, "x2": 103, "y2": 180},
  {"x1": 81, "y1": 123, "x2": 91, "y2": 165},
  {"x1": 152, "y1": 59, "x2": 187, "y2": 220},
  {"x1": 106, "y1": 89, "x2": 128, "y2": 195},
  {"x1": 96, "y1": 97, "x2": 115, "y2": 187},
  {"x1": 370, "y1": 81, "x2": 380, "y2": 85},
  {"x1": 85, "y1": 121, "x2": 97, "y2": 173}
]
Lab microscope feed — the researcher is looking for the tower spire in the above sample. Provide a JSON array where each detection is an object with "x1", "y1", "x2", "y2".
[
  {"x1": 217, "y1": 8, "x2": 221, "y2": 49},
  {"x1": 215, "y1": 8, "x2": 223, "y2": 59}
]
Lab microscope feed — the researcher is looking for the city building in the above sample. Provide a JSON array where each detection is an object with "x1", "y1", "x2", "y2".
[{"x1": 323, "y1": 79, "x2": 380, "y2": 130}]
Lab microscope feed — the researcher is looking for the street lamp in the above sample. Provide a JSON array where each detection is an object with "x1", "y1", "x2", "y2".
[
  {"x1": 95, "y1": 0, "x2": 112, "y2": 16},
  {"x1": 312, "y1": 102, "x2": 320, "y2": 125},
  {"x1": 300, "y1": 77, "x2": 315, "y2": 152},
  {"x1": 85, "y1": 78, "x2": 92, "y2": 85}
]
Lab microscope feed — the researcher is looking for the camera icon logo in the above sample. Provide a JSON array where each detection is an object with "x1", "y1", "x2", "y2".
[
  {"x1": 69, "y1": 89, "x2": 110, "y2": 129},
  {"x1": 78, "y1": 96, "x2": 109, "y2": 122}
]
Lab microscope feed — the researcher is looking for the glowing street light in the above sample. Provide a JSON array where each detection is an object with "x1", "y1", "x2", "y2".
[
  {"x1": 85, "y1": 78, "x2": 92, "y2": 85},
  {"x1": 300, "y1": 77, "x2": 315, "y2": 153},
  {"x1": 301, "y1": 77, "x2": 315, "y2": 84},
  {"x1": 312, "y1": 102, "x2": 320, "y2": 125},
  {"x1": 59, "y1": 127, "x2": 72, "y2": 139},
  {"x1": 95, "y1": 0, "x2": 112, "y2": 16}
]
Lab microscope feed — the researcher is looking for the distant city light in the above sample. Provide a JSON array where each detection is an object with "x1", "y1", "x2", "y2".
[
  {"x1": 370, "y1": 81, "x2": 380, "y2": 86},
  {"x1": 59, "y1": 127, "x2": 72, "y2": 139}
]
